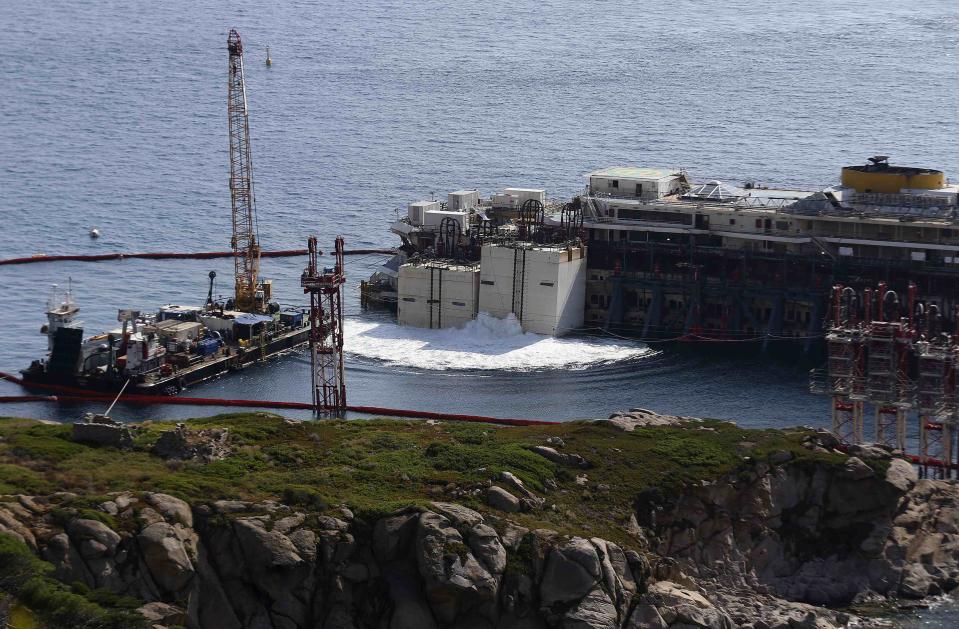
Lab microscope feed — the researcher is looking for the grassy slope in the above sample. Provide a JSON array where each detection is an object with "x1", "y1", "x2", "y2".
[{"x1": 0, "y1": 413, "x2": 845, "y2": 545}]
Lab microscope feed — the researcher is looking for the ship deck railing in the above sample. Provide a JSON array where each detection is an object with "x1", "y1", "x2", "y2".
[
  {"x1": 586, "y1": 192, "x2": 802, "y2": 213},
  {"x1": 586, "y1": 239, "x2": 959, "y2": 274},
  {"x1": 587, "y1": 191, "x2": 959, "y2": 229},
  {"x1": 585, "y1": 213, "x2": 959, "y2": 248}
]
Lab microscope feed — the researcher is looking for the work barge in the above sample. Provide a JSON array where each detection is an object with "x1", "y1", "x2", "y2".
[
  {"x1": 20, "y1": 284, "x2": 309, "y2": 395},
  {"x1": 19, "y1": 28, "x2": 332, "y2": 401},
  {"x1": 365, "y1": 156, "x2": 959, "y2": 347}
]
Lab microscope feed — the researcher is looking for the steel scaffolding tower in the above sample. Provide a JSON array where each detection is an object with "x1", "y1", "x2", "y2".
[
  {"x1": 810, "y1": 282, "x2": 959, "y2": 475},
  {"x1": 825, "y1": 327, "x2": 865, "y2": 443},
  {"x1": 916, "y1": 338, "x2": 956, "y2": 477},
  {"x1": 301, "y1": 236, "x2": 346, "y2": 414},
  {"x1": 866, "y1": 321, "x2": 912, "y2": 450},
  {"x1": 822, "y1": 286, "x2": 866, "y2": 443}
]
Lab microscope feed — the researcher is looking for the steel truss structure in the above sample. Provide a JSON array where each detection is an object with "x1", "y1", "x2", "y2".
[
  {"x1": 301, "y1": 236, "x2": 346, "y2": 414},
  {"x1": 812, "y1": 282, "x2": 959, "y2": 476}
]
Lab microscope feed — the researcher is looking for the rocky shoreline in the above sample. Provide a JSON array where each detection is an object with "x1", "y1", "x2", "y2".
[{"x1": 0, "y1": 411, "x2": 957, "y2": 628}]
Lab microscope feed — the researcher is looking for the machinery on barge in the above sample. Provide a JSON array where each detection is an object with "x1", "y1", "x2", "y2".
[
  {"x1": 21, "y1": 282, "x2": 308, "y2": 394},
  {"x1": 20, "y1": 28, "x2": 311, "y2": 394},
  {"x1": 365, "y1": 156, "x2": 959, "y2": 345}
]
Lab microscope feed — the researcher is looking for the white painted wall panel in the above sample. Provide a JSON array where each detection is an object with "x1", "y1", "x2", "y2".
[
  {"x1": 397, "y1": 263, "x2": 479, "y2": 329},
  {"x1": 478, "y1": 244, "x2": 586, "y2": 336}
]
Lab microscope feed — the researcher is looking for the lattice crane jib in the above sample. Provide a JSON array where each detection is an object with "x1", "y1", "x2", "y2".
[
  {"x1": 227, "y1": 29, "x2": 261, "y2": 312},
  {"x1": 301, "y1": 236, "x2": 347, "y2": 414}
]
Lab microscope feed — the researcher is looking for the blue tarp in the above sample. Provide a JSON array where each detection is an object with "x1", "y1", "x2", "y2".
[
  {"x1": 279, "y1": 309, "x2": 304, "y2": 326},
  {"x1": 234, "y1": 314, "x2": 273, "y2": 326}
]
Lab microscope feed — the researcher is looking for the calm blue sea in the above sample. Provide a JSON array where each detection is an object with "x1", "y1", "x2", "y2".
[{"x1": 2, "y1": 1, "x2": 959, "y2": 621}]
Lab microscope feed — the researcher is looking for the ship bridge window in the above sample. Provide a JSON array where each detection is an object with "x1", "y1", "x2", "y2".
[
  {"x1": 611, "y1": 179, "x2": 619, "y2": 189},
  {"x1": 776, "y1": 221, "x2": 789, "y2": 230},
  {"x1": 729, "y1": 218, "x2": 736, "y2": 225}
]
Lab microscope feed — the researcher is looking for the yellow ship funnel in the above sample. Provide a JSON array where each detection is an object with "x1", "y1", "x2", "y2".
[{"x1": 841, "y1": 156, "x2": 944, "y2": 194}]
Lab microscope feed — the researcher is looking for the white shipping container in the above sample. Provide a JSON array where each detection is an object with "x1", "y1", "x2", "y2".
[
  {"x1": 408, "y1": 201, "x2": 440, "y2": 225},
  {"x1": 504, "y1": 188, "x2": 547, "y2": 206},
  {"x1": 448, "y1": 190, "x2": 480, "y2": 211},
  {"x1": 491, "y1": 194, "x2": 517, "y2": 209},
  {"x1": 423, "y1": 210, "x2": 468, "y2": 232}
]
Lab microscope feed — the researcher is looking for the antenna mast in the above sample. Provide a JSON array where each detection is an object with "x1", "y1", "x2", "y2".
[{"x1": 227, "y1": 29, "x2": 261, "y2": 312}]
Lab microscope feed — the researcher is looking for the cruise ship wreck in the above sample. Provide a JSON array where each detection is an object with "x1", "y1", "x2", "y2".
[{"x1": 363, "y1": 156, "x2": 959, "y2": 347}]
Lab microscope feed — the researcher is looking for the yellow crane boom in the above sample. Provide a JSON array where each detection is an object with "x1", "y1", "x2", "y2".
[{"x1": 227, "y1": 29, "x2": 261, "y2": 312}]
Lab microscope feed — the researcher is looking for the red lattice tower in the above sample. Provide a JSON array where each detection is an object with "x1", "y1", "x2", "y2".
[{"x1": 301, "y1": 236, "x2": 346, "y2": 414}]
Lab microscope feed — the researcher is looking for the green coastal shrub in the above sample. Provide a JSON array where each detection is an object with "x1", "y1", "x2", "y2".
[
  {"x1": 282, "y1": 485, "x2": 329, "y2": 511},
  {"x1": 0, "y1": 533, "x2": 147, "y2": 629}
]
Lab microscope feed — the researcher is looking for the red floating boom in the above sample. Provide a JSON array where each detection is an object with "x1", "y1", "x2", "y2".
[{"x1": 0, "y1": 248, "x2": 394, "y2": 266}]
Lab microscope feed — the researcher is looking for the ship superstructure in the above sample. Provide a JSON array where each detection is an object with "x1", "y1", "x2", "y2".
[
  {"x1": 583, "y1": 156, "x2": 959, "y2": 343},
  {"x1": 366, "y1": 157, "x2": 959, "y2": 343}
]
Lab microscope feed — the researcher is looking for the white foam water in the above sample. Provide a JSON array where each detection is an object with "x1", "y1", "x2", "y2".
[{"x1": 343, "y1": 313, "x2": 654, "y2": 371}]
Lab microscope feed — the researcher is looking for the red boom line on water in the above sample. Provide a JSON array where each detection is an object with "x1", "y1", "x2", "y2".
[
  {"x1": 0, "y1": 249, "x2": 394, "y2": 266},
  {"x1": 0, "y1": 372, "x2": 553, "y2": 427}
]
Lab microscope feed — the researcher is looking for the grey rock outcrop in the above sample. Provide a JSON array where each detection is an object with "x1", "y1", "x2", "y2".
[
  {"x1": 5, "y1": 449, "x2": 959, "y2": 629},
  {"x1": 602, "y1": 408, "x2": 685, "y2": 431},
  {"x1": 152, "y1": 423, "x2": 231, "y2": 462},
  {"x1": 636, "y1": 447, "x2": 959, "y2": 622},
  {"x1": 138, "y1": 601, "x2": 188, "y2": 626},
  {"x1": 486, "y1": 486, "x2": 521, "y2": 512},
  {"x1": 71, "y1": 413, "x2": 133, "y2": 448},
  {"x1": 498, "y1": 471, "x2": 546, "y2": 510},
  {"x1": 527, "y1": 445, "x2": 590, "y2": 469},
  {"x1": 145, "y1": 493, "x2": 194, "y2": 527},
  {"x1": 138, "y1": 522, "x2": 196, "y2": 594}
]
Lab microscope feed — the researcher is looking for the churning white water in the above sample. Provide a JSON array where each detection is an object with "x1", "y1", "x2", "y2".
[{"x1": 343, "y1": 313, "x2": 654, "y2": 371}]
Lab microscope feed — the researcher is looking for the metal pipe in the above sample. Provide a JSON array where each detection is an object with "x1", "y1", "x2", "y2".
[
  {"x1": 882, "y1": 290, "x2": 899, "y2": 322},
  {"x1": 104, "y1": 379, "x2": 130, "y2": 417}
]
